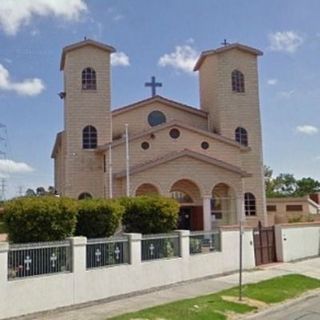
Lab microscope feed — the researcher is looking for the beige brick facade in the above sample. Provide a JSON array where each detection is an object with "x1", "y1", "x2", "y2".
[{"x1": 52, "y1": 40, "x2": 267, "y2": 228}]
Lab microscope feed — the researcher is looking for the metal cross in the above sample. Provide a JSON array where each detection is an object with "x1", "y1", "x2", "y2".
[
  {"x1": 24, "y1": 256, "x2": 32, "y2": 271},
  {"x1": 149, "y1": 243, "x2": 155, "y2": 256},
  {"x1": 50, "y1": 253, "x2": 57, "y2": 268},
  {"x1": 145, "y1": 76, "x2": 162, "y2": 97},
  {"x1": 95, "y1": 248, "x2": 101, "y2": 262},
  {"x1": 114, "y1": 246, "x2": 120, "y2": 261},
  {"x1": 221, "y1": 39, "x2": 229, "y2": 46}
]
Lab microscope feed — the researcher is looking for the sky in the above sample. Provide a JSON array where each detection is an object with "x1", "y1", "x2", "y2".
[{"x1": 0, "y1": 0, "x2": 319, "y2": 199}]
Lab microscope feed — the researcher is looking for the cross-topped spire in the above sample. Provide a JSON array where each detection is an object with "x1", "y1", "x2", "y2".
[
  {"x1": 221, "y1": 39, "x2": 230, "y2": 46},
  {"x1": 145, "y1": 76, "x2": 162, "y2": 97}
]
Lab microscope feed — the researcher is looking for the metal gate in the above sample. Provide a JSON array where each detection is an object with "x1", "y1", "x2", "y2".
[{"x1": 253, "y1": 222, "x2": 276, "y2": 265}]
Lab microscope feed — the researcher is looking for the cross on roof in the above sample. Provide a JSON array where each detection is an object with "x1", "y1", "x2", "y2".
[
  {"x1": 145, "y1": 76, "x2": 162, "y2": 97},
  {"x1": 221, "y1": 39, "x2": 230, "y2": 46}
]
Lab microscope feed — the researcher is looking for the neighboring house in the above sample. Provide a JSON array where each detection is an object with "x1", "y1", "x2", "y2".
[
  {"x1": 51, "y1": 39, "x2": 267, "y2": 230},
  {"x1": 267, "y1": 193, "x2": 320, "y2": 224}
]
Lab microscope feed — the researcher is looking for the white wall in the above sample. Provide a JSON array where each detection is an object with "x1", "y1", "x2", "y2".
[
  {"x1": 0, "y1": 229, "x2": 255, "y2": 319},
  {"x1": 275, "y1": 223, "x2": 320, "y2": 262}
]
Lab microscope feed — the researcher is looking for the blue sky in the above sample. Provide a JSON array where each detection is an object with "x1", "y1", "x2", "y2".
[{"x1": 0, "y1": 0, "x2": 319, "y2": 198}]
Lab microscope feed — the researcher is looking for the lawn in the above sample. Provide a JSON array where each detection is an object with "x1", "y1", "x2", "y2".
[{"x1": 109, "y1": 274, "x2": 320, "y2": 320}]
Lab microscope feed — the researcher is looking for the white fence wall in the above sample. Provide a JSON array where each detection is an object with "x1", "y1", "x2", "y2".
[
  {"x1": 275, "y1": 223, "x2": 320, "y2": 262},
  {"x1": 0, "y1": 228, "x2": 255, "y2": 319}
]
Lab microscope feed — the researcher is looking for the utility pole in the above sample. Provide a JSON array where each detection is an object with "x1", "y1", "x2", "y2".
[
  {"x1": 17, "y1": 185, "x2": 24, "y2": 197},
  {"x1": 0, "y1": 178, "x2": 6, "y2": 201}
]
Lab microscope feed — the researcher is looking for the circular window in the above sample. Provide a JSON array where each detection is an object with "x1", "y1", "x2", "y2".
[
  {"x1": 148, "y1": 110, "x2": 166, "y2": 127},
  {"x1": 141, "y1": 141, "x2": 150, "y2": 150},
  {"x1": 201, "y1": 141, "x2": 209, "y2": 150},
  {"x1": 169, "y1": 128, "x2": 180, "y2": 139}
]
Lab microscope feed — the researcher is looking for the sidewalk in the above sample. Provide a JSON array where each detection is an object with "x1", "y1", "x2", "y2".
[{"x1": 12, "y1": 258, "x2": 320, "y2": 320}]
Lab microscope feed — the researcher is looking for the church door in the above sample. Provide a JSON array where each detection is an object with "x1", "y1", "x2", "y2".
[{"x1": 177, "y1": 207, "x2": 191, "y2": 230}]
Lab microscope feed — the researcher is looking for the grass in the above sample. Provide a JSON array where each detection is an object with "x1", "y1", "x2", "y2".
[
  {"x1": 109, "y1": 274, "x2": 320, "y2": 320},
  {"x1": 223, "y1": 274, "x2": 320, "y2": 303}
]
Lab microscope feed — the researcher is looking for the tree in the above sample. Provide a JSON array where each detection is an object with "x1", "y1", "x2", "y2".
[
  {"x1": 264, "y1": 165, "x2": 320, "y2": 198},
  {"x1": 25, "y1": 186, "x2": 57, "y2": 197},
  {"x1": 273, "y1": 173, "x2": 297, "y2": 196},
  {"x1": 295, "y1": 177, "x2": 320, "y2": 197},
  {"x1": 25, "y1": 188, "x2": 36, "y2": 197}
]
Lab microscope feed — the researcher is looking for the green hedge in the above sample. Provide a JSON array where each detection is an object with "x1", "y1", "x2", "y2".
[
  {"x1": 3, "y1": 197, "x2": 78, "y2": 243},
  {"x1": 121, "y1": 196, "x2": 179, "y2": 234},
  {"x1": 75, "y1": 199, "x2": 123, "y2": 238}
]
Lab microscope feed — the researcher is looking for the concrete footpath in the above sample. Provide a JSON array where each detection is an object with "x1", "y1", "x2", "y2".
[{"x1": 12, "y1": 258, "x2": 320, "y2": 320}]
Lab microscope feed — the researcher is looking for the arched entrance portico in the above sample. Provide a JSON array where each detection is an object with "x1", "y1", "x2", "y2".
[{"x1": 170, "y1": 179, "x2": 203, "y2": 231}]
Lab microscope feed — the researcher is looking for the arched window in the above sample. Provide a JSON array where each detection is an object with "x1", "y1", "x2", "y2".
[
  {"x1": 170, "y1": 191, "x2": 193, "y2": 203},
  {"x1": 235, "y1": 127, "x2": 248, "y2": 146},
  {"x1": 211, "y1": 192, "x2": 223, "y2": 219},
  {"x1": 231, "y1": 70, "x2": 245, "y2": 93},
  {"x1": 82, "y1": 67, "x2": 96, "y2": 90},
  {"x1": 78, "y1": 192, "x2": 92, "y2": 200},
  {"x1": 83, "y1": 125, "x2": 97, "y2": 149},
  {"x1": 244, "y1": 192, "x2": 256, "y2": 216}
]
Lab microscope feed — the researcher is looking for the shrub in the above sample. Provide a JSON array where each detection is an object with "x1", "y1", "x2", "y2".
[
  {"x1": 3, "y1": 197, "x2": 78, "y2": 243},
  {"x1": 75, "y1": 199, "x2": 124, "y2": 238},
  {"x1": 121, "y1": 195, "x2": 179, "y2": 234}
]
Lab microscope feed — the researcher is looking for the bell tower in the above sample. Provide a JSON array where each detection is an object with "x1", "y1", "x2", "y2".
[
  {"x1": 194, "y1": 43, "x2": 267, "y2": 224},
  {"x1": 60, "y1": 39, "x2": 115, "y2": 198}
]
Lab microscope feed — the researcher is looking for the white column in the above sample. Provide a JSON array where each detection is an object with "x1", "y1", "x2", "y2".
[
  {"x1": 236, "y1": 193, "x2": 245, "y2": 224},
  {"x1": 203, "y1": 195, "x2": 212, "y2": 231},
  {"x1": 68, "y1": 236, "x2": 87, "y2": 304},
  {"x1": 175, "y1": 230, "x2": 190, "y2": 259},
  {"x1": 124, "y1": 233, "x2": 142, "y2": 266}
]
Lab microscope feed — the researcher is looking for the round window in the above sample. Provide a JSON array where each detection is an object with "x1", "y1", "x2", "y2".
[
  {"x1": 148, "y1": 110, "x2": 166, "y2": 127},
  {"x1": 169, "y1": 128, "x2": 180, "y2": 139},
  {"x1": 141, "y1": 141, "x2": 150, "y2": 150},
  {"x1": 201, "y1": 141, "x2": 209, "y2": 150}
]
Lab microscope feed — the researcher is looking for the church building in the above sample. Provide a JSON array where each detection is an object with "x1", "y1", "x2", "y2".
[{"x1": 52, "y1": 39, "x2": 267, "y2": 230}]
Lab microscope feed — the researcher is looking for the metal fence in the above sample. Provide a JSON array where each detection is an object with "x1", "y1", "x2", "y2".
[
  {"x1": 189, "y1": 230, "x2": 221, "y2": 255},
  {"x1": 8, "y1": 240, "x2": 72, "y2": 280},
  {"x1": 86, "y1": 236, "x2": 129, "y2": 269},
  {"x1": 141, "y1": 233, "x2": 180, "y2": 261}
]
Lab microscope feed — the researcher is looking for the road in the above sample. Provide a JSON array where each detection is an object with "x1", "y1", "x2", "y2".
[{"x1": 248, "y1": 293, "x2": 320, "y2": 320}]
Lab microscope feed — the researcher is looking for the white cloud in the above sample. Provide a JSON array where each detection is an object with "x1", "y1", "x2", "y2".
[
  {"x1": 0, "y1": 159, "x2": 34, "y2": 174},
  {"x1": 315, "y1": 156, "x2": 320, "y2": 161},
  {"x1": 0, "y1": 64, "x2": 45, "y2": 96},
  {"x1": 158, "y1": 44, "x2": 199, "y2": 74},
  {"x1": 268, "y1": 31, "x2": 304, "y2": 53},
  {"x1": 279, "y1": 90, "x2": 295, "y2": 98},
  {"x1": 111, "y1": 52, "x2": 130, "y2": 67},
  {"x1": 296, "y1": 125, "x2": 319, "y2": 135},
  {"x1": 0, "y1": 0, "x2": 87, "y2": 35},
  {"x1": 267, "y1": 79, "x2": 278, "y2": 85},
  {"x1": 113, "y1": 14, "x2": 124, "y2": 22}
]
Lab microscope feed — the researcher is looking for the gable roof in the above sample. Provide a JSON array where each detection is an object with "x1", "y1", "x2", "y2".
[
  {"x1": 194, "y1": 43, "x2": 263, "y2": 71},
  {"x1": 60, "y1": 39, "x2": 116, "y2": 70},
  {"x1": 114, "y1": 149, "x2": 250, "y2": 178},
  {"x1": 97, "y1": 120, "x2": 249, "y2": 151},
  {"x1": 112, "y1": 95, "x2": 207, "y2": 118}
]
